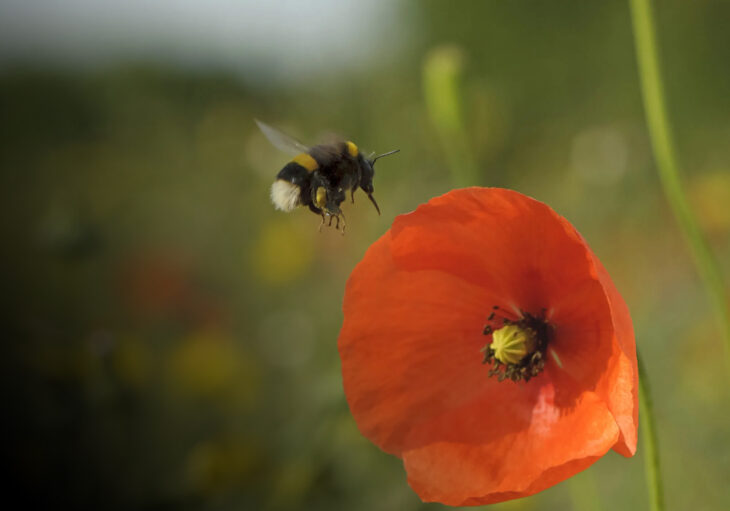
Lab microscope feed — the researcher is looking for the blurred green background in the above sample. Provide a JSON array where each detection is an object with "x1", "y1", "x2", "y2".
[{"x1": 2, "y1": 1, "x2": 729, "y2": 510}]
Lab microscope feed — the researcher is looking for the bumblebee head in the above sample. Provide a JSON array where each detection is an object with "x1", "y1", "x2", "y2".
[
  {"x1": 362, "y1": 149, "x2": 399, "y2": 215},
  {"x1": 360, "y1": 159, "x2": 375, "y2": 192}
]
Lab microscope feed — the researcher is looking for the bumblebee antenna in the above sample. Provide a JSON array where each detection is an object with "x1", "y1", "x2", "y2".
[
  {"x1": 371, "y1": 149, "x2": 400, "y2": 164},
  {"x1": 367, "y1": 193, "x2": 381, "y2": 215}
]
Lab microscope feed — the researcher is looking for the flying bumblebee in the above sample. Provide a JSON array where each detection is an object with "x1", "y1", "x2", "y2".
[{"x1": 256, "y1": 120, "x2": 399, "y2": 233}]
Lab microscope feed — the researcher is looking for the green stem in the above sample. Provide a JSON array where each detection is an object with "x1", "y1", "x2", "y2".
[
  {"x1": 638, "y1": 354, "x2": 664, "y2": 511},
  {"x1": 629, "y1": 0, "x2": 730, "y2": 372}
]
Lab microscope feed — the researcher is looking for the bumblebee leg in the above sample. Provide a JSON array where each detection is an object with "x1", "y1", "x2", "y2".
[
  {"x1": 339, "y1": 212, "x2": 346, "y2": 235},
  {"x1": 351, "y1": 188, "x2": 355, "y2": 204},
  {"x1": 328, "y1": 215, "x2": 334, "y2": 227},
  {"x1": 318, "y1": 213, "x2": 325, "y2": 232}
]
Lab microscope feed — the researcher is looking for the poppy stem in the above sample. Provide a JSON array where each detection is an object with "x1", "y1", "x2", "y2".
[
  {"x1": 638, "y1": 354, "x2": 664, "y2": 511},
  {"x1": 629, "y1": 0, "x2": 730, "y2": 375}
]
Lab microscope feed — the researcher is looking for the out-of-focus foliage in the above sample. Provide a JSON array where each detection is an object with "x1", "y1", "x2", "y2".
[{"x1": 1, "y1": 1, "x2": 729, "y2": 510}]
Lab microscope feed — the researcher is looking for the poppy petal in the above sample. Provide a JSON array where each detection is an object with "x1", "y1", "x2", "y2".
[
  {"x1": 402, "y1": 386, "x2": 619, "y2": 506},
  {"x1": 592, "y1": 255, "x2": 639, "y2": 456},
  {"x1": 340, "y1": 229, "x2": 507, "y2": 455},
  {"x1": 390, "y1": 188, "x2": 605, "y2": 318}
]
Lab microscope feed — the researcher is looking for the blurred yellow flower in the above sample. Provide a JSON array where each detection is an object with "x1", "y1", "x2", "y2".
[
  {"x1": 690, "y1": 171, "x2": 730, "y2": 234},
  {"x1": 167, "y1": 329, "x2": 259, "y2": 404},
  {"x1": 251, "y1": 218, "x2": 314, "y2": 285},
  {"x1": 269, "y1": 459, "x2": 318, "y2": 508},
  {"x1": 186, "y1": 438, "x2": 262, "y2": 495}
]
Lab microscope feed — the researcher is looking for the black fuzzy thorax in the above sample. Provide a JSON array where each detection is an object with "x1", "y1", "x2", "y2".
[{"x1": 309, "y1": 142, "x2": 361, "y2": 193}]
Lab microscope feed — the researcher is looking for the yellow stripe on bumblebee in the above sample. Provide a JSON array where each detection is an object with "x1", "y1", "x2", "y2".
[
  {"x1": 292, "y1": 153, "x2": 318, "y2": 172},
  {"x1": 346, "y1": 141, "x2": 358, "y2": 157}
]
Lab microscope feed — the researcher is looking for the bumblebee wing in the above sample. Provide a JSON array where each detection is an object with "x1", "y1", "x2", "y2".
[
  {"x1": 255, "y1": 119, "x2": 310, "y2": 156},
  {"x1": 309, "y1": 142, "x2": 343, "y2": 163}
]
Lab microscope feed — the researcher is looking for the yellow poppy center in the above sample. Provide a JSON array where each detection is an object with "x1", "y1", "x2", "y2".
[
  {"x1": 481, "y1": 306, "x2": 552, "y2": 383},
  {"x1": 490, "y1": 324, "x2": 537, "y2": 365}
]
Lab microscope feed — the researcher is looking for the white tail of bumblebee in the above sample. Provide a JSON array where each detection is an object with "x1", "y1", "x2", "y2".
[{"x1": 270, "y1": 179, "x2": 300, "y2": 212}]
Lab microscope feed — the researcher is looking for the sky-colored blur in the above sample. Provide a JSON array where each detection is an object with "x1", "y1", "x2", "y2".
[
  {"x1": 0, "y1": 0, "x2": 406, "y2": 84},
  {"x1": 2, "y1": 1, "x2": 729, "y2": 510}
]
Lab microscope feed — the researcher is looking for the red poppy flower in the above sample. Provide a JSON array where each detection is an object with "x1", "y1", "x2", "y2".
[{"x1": 338, "y1": 187, "x2": 638, "y2": 506}]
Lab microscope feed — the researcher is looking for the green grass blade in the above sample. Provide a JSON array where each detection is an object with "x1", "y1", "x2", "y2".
[{"x1": 629, "y1": 0, "x2": 730, "y2": 373}]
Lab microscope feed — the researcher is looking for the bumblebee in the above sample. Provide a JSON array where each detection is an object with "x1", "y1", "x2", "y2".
[{"x1": 256, "y1": 120, "x2": 398, "y2": 232}]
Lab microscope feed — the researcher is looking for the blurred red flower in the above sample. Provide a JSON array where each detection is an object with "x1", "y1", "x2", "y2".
[{"x1": 338, "y1": 188, "x2": 638, "y2": 506}]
